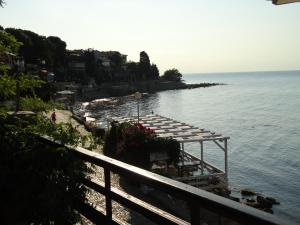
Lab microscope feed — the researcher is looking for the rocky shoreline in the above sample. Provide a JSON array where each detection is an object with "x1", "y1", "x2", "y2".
[
  {"x1": 76, "y1": 80, "x2": 223, "y2": 101},
  {"x1": 239, "y1": 188, "x2": 280, "y2": 214}
]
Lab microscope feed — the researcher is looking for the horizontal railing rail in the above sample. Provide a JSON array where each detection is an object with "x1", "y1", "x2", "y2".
[
  {"x1": 183, "y1": 151, "x2": 224, "y2": 173},
  {"x1": 39, "y1": 136, "x2": 293, "y2": 225}
]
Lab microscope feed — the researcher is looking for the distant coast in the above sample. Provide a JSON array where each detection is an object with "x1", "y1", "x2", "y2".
[{"x1": 77, "y1": 80, "x2": 223, "y2": 101}]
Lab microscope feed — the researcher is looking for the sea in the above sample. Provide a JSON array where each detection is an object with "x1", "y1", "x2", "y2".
[{"x1": 80, "y1": 71, "x2": 300, "y2": 223}]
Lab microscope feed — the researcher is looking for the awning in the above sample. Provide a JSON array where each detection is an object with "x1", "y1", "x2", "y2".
[{"x1": 272, "y1": 0, "x2": 300, "y2": 5}]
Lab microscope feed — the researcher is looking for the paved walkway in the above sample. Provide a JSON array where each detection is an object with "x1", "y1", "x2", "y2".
[{"x1": 47, "y1": 110, "x2": 89, "y2": 136}]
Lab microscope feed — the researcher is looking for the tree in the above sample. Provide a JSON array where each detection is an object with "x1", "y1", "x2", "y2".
[
  {"x1": 5, "y1": 28, "x2": 67, "y2": 69},
  {"x1": 46, "y1": 36, "x2": 66, "y2": 67},
  {"x1": 84, "y1": 49, "x2": 96, "y2": 78},
  {"x1": 0, "y1": 31, "x2": 22, "y2": 77},
  {"x1": 162, "y1": 68, "x2": 182, "y2": 82},
  {"x1": 149, "y1": 63, "x2": 159, "y2": 80},
  {"x1": 0, "y1": 30, "x2": 22, "y2": 55},
  {"x1": 109, "y1": 51, "x2": 123, "y2": 67},
  {"x1": 139, "y1": 51, "x2": 150, "y2": 79},
  {"x1": 5, "y1": 28, "x2": 43, "y2": 64},
  {"x1": 126, "y1": 61, "x2": 139, "y2": 82},
  {"x1": 140, "y1": 51, "x2": 150, "y2": 67},
  {"x1": 0, "y1": 25, "x2": 3, "y2": 30},
  {"x1": 0, "y1": 0, "x2": 5, "y2": 7}
]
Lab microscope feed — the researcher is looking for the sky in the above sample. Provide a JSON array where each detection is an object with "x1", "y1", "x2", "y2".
[{"x1": 0, "y1": 0, "x2": 300, "y2": 73}]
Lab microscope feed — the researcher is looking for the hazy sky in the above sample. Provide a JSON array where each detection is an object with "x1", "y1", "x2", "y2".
[{"x1": 1, "y1": 0, "x2": 300, "y2": 73}]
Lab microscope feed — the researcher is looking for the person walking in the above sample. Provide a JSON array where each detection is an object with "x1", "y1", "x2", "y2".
[{"x1": 51, "y1": 111, "x2": 56, "y2": 123}]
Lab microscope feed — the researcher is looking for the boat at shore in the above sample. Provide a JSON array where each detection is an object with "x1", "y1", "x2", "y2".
[{"x1": 85, "y1": 97, "x2": 119, "y2": 110}]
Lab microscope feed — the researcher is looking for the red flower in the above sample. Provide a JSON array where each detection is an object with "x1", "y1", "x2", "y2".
[{"x1": 136, "y1": 123, "x2": 144, "y2": 129}]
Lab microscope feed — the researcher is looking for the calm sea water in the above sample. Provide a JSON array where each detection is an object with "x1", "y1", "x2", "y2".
[{"x1": 84, "y1": 71, "x2": 300, "y2": 222}]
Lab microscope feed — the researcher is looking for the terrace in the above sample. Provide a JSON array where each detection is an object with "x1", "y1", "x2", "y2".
[{"x1": 110, "y1": 114, "x2": 230, "y2": 191}]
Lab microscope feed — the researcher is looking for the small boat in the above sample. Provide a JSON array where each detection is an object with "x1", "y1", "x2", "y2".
[{"x1": 86, "y1": 98, "x2": 119, "y2": 110}]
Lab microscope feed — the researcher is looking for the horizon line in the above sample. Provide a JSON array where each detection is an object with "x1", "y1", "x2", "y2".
[{"x1": 183, "y1": 69, "x2": 300, "y2": 75}]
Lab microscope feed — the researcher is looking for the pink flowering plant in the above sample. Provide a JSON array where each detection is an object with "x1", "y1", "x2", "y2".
[{"x1": 104, "y1": 122, "x2": 180, "y2": 169}]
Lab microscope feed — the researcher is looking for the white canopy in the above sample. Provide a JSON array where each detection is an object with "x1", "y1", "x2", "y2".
[{"x1": 110, "y1": 114, "x2": 230, "y2": 143}]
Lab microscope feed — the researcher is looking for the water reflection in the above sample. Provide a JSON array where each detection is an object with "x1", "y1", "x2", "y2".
[{"x1": 75, "y1": 93, "x2": 160, "y2": 127}]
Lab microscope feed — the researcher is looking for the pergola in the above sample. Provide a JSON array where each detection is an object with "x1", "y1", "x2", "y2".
[{"x1": 110, "y1": 114, "x2": 230, "y2": 189}]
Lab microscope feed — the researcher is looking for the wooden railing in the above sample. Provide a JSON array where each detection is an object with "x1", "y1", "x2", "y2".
[
  {"x1": 39, "y1": 136, "x2": 293, "y2": 225},
  {"x1": 183, "y1": 151, "x2": 224, "y2": 174}
]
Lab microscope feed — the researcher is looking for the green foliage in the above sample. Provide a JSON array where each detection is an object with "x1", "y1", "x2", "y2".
[
  {"x1": 0, "y1": 112, "x2": 96, "y2": 224},
  {"x1": 0, "y1": 31, "x2": 21, "y2": 75},
  {"x1": 139, "y1": 51, "x2": 151, "y2": 79},
  {"x1": 20, "y1": 97, "x2": 61, "y2": 112},
  {"x1": 150, "y1": 63, "x2": 160, "y2": 79},
  {"x1": 108, "y1": 51, "x2": 123, "y2": 67},
  {"x1": 2, "y1": 26, "x2": 163, "y2": 84},
  {"x1": 126, "y1": 61, "x2": 139, "y2": 81},
  {"x1": 162, "y1": 68, "x2": 183, "y2": 82},
  {"x1": 0, "y1": 62, "x2": 10, "y2": 75},
  {"x1": 2, "y1": 25, "x2": 182, "y2": 86},
  {"x1": 0, "y1": 133, "x2": 86, "y2": 223},
  {"x1": 85, "y1": 49, "x2": 96, "y2": 78},
  {"x1": 19, "y1": 73, "x2": 45, "y2": 93},
  {"x1": 46, "y1": 36, "x2": 66, "y2": 67},
  {"x1": 0, "y1": 57, "x2": 96, "y2": 224},
  {"x1": 0, "y1": 73, "x2": 45, "y2": 101},
  {"x1": 0, "y1": 30, "x2": 22, "y2": 54},
  {"x1": 0, "y1": 74, "x2": 16, "y2": 99},
  {"x1": 104, "y1": 122, "x2": 180, "y2": 170},
  {"x1": 0, "y1": 26, "x2": 97, "y2": 225},
  {"x1": 5, "y1": 28, "x2": 66, "y2": 68}
]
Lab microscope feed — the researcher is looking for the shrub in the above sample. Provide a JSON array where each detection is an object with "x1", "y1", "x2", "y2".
[
  {"x1": 103, "y1": 122, "x2": 180, "y2": 170},
  {"x1": 0, "y1": 113, "x2": 92, "y2": 224},
  {"x1": 161, "y1": 68, "x2": 182, "y2": 82},
  {"x1": 20, "y1": 96, "x2": 62, "y2": 112}
]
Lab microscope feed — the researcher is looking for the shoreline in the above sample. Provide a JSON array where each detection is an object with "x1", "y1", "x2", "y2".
[{"x1": 74, "y1": 80, "x2": 223, "y2": 101}]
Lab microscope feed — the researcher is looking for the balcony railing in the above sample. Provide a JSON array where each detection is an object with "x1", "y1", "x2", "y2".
[{"x1": 39, "y1": 136, "x2": 292, "y2": 225}]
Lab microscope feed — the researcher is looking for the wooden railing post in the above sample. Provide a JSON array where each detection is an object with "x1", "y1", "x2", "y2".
[
  {"x1": 224, "y1": 139, "x2": 228, "y2": 186},
  {"x1": 104, "y1": 167, "x2": 112, "y2": 220},
  {"x1": 190, "y1": 202, "x2": 201, "y2": 225},
  {"x1": 200, "y1": 141, "x2": 204, "y2": 175}
]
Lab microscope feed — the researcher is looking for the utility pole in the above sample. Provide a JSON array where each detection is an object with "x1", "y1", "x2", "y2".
[{"x1": 134, "y1": 91, "x2": 142, "y2": 123}]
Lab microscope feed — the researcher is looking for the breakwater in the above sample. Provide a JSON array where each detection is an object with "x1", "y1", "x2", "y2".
[{"x1": 79, "y1": 80, "x2": 222, "y2": 100}]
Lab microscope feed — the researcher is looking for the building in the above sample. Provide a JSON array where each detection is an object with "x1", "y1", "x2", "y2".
[{"x1": 66, "y1": 49, "x2": 87, "y2": 82}]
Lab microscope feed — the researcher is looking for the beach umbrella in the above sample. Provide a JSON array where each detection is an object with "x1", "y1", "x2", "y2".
[{"x1": 272, "y1": 0, "x2": 300, "y2": 5}]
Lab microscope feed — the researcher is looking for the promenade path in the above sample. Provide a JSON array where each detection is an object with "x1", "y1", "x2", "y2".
[{"x1": 47, "y1": 110, "x2": 89, "y2": 136}]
